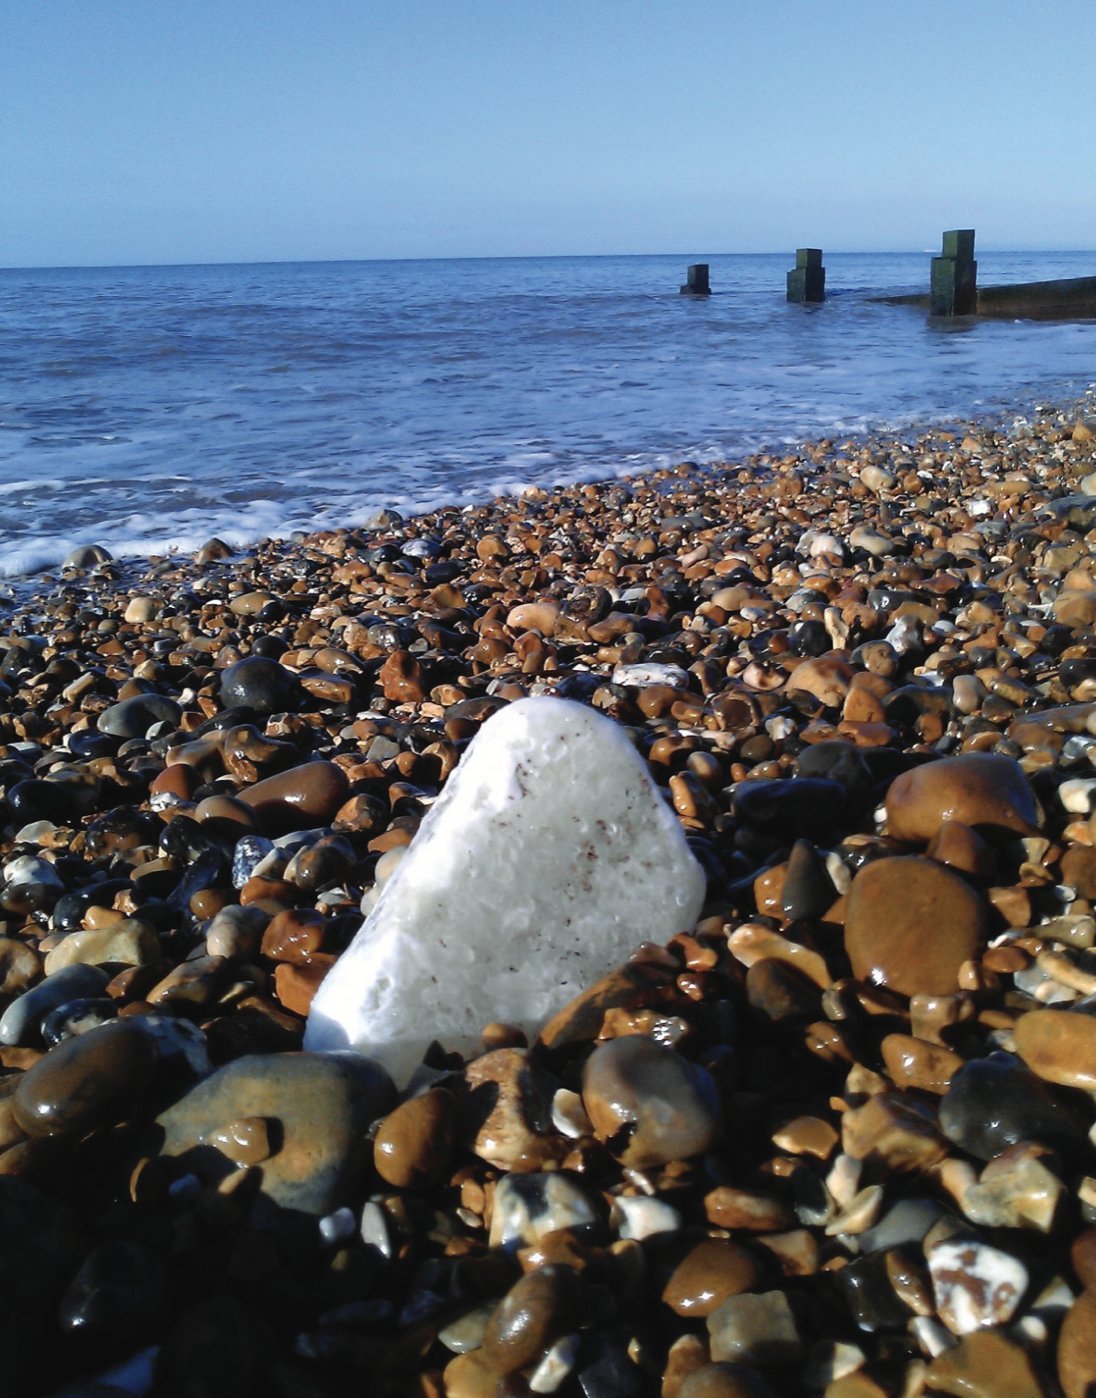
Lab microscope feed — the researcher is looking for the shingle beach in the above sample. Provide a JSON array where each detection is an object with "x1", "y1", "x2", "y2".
[{"x1": 3, "y1": 397, "x2": 1096, "y2": 1396}]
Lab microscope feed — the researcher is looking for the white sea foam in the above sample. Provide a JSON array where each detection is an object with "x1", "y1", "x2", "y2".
[{"x1": 2, "y1": 252, "x2": 1095, "y2": 587}]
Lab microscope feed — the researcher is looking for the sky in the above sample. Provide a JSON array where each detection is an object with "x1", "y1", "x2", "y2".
[{"x1": 3, "y1": 0, "x2": 1094, "y2": 268}]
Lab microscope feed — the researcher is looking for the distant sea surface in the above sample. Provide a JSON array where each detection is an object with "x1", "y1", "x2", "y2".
[{"x1": 2, "y1": 251, "x2": 1095, "y2": 581}]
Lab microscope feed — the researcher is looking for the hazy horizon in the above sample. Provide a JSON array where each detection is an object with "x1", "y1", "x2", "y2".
[{"x1": 5, "y1": 245, "x2": 1096, "y2": 276}]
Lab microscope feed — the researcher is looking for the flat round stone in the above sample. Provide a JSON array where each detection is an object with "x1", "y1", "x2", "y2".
[
  {"x1": 885, "y1": 752, "x2": 1039, "y2": 843},
  {"x1": 1014, "y1": 1008, "x2": 1096, "y2": 1091},
  {"x1": 844, "y1": 856, "x2": 988, "y2": 996}
]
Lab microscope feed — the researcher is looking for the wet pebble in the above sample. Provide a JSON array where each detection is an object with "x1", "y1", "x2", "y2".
[
  {"x1": 843, "y1": 855, "x2": 988, "y2": 995},
  {"x1": 13, "y1": 1018, "x2": 157, "y2": 1138},
  {"x1": 582, "y1": 1035, "x2": 720, "y2": 1169},
  {"x1": 661, "y1": 1238, "x2": 762, "y2": 1317},
  {"x1": 373, "y1": 1086, "x2": 455, "y2": 1188},
  {"x1": 481, "y1": 1264, "x2": 579, "y2": 1376}
]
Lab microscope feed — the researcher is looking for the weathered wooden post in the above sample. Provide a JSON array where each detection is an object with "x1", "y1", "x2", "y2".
[
  {"x1": 787, "y1": 248, "x2": 825, "y2": 303},
  {"x1": 931, "y1": 229, "x2": 977, "y2": 315},
  {"x1": 680, "y1": 264, "x2": 711, "y2": 295}
]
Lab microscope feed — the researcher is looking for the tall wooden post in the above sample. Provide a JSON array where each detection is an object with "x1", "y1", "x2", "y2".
[
  {"x1": 787, "y1": 248, "x2": 825, "y2": 302},
  {"x1": 680, "y1": 264, "x2": 711, "y2": 295},
  {"x1": 931, "y1": 229, "x2": 977, "y2": 315}
]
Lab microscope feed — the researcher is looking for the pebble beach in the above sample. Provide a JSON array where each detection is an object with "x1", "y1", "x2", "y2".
[{"x1": 4, "y1": 397, "x2": 1096, "y2": 1396}]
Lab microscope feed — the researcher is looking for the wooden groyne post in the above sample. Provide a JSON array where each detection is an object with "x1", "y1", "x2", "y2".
[
  {"x1": 680, "y1": 264, "x2": 711, "y2": 295},
  {"x1": 931, "y1": 229, "x2": 977, "y2": 316},
  {"x1": 787, "y1": 248, "x2": 825, "y2": 303}
]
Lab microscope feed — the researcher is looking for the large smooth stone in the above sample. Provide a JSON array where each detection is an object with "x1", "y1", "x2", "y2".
[
  {"x1": 13, "y1": 1019, "x2": 158, "y2": 1138},
  {"x1": 219, "y1": 655, "x2": 299, "y2": 714},
  {"x1": 884, "y1": 752, "x2": 1039, "y2": 843},
  {"x1": 154, "y1": 1051, "x2": 393, "y2": 1215},
  {"x1": 237, "y1": 760, "x2": 349, "y2": 833},
  {"x1": 304, "y1": 698, "x2": 706, "y2": 1082},
  {"x1": 939, "y1": 1052, "x2": 1086, "y2": 1161},
  {"x1": 843, "y1": 855, "x2": 988, "y2": 996},
  {"x1": 582, "y1": 1034, "x2": 720, "y2": 1169},
  {"x1": 97, "y1": 693, "x2": 182, "y2": 739},
  {"x1": 1014, "y1": 1008, "x2": 1096, "y2": 1091}
]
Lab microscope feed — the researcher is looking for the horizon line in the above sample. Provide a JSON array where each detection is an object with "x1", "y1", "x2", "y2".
[{"x1": 4, "y1": 246, "x2": 1096, "y2": 274}]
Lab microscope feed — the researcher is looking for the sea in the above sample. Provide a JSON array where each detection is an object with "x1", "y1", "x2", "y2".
[{"x1": 2, "y1": 250, "x2": 1095, "y2": 585}]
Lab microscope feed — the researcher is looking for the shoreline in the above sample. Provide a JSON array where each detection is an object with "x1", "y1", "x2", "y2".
[{"x1": 3, "y1": 398, "x2": 1096, "y2": 1392}]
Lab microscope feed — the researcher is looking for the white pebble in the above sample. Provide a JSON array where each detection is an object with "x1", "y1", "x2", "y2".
[
  {"x1": 1059, "y1": 777, "x2": 1096, "y2": 813},
  {"x1": 928, "y1": 1239, "x2": 1028, "y2": 1334},
  {"x1": 530, "y1": 1334, "x2": 581, "y2": 1394},
  {"x1": 318, "y1": 1205, "x2": 356, "y2": 1246},
  {"x1": 611, "y1": 1194, "x2": 682, "y2": 1241}
]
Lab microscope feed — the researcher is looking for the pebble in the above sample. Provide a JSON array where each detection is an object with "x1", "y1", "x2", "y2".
[
  {"x1": 488, "y1": 1173, "x2": 600, "y2": 1250},
  {"x1": 238, "y1": 760, "x2": 349, "y2": 833},
  {"x1": 13, "y1": 1019, "x2": 157, "y2": 1138},
  {"x1": 305, "y1": 697, "x2": 705, "y2": 1082},
  {"x1": 373, "y1": 1086, "x2": 455, "y2": 1188},
  {"x1": 464, "y1": 1047, "x2": 565, "y2": 1171},
  {"x1": 481, "y1": 1264, "x2": 578, "y2": 1375},
  {"x1": 707, "y1": 1290, "x2": 803, "y2": 1367},
  {"x1": 939, "y1": 1052, "x2": 1087, "y2": 1160},
  {"x1": 1058, "y1": 1285, "x2": 1096, "y2": 1398},
  {"x1": 661, "y1": 1238, "x2": 762, "y2": 1317},
  {"x1": 154, "y1": 1051, "x2": 393, "y2": 1214},
  {"x1": 885, "y1": 752, "x2": 1040, "y2": 842},
  {"x1": 582, "y1": 1034, "x2": 720, "y2": 1168},
  {"x1": 923, "y1": 1328, "x2": 1048, "y2": 1397},
  {"x1": 928, "y1": 1237, "x2": 1029, "y2": 1334},
  {"x1": 42, "y1": 918, "x2": 161, "y2": 975},
  {"x1": 1014, "y1": 1006, "x2": 1096, "y2": 1090},
  {"x1": 843, "y1": 855, "x2": 989, "y2": 995},
  {"x1": 0, "y1": 962, "x2": 111, "y2": 1046}
]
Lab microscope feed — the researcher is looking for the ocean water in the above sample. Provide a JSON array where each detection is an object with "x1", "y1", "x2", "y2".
[{"x1": 1, "y1": 251, "x2": 1095, "y2": 582}]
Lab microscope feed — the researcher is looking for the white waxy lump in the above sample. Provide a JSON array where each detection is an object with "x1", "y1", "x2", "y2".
[{"x1": 304, "y1": 696, "x2": 706, "y2": 1082}]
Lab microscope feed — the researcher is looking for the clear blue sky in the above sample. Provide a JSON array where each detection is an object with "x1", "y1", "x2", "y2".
[{"x1": 4, "y1": 0, "x2": 1093, "y2": 267}]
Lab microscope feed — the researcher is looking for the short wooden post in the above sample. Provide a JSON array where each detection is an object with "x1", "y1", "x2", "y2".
[
  {"x1": 931, "y1": 229, "x2": 977, "y2": 315},
  {"x1": 787, "y1": 248, "x2": 825, "y2": 302},
  {"x1": 680, "y1": 264, "x2": 711, "y2": 295}
]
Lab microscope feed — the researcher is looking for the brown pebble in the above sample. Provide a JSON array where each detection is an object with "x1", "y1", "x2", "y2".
[
  {"x1": 841, "y1": 1093, "x2": 948, "y2": 1173},
  {"x1": 463, "y1": 1048, "x2": 566, "y2": 1171},
  {"x1": 925, "y1": 819, "x2": 998, "y2": 879},
  {"x1": 703, "y1": 1186, "x2": 794, "y2": 1233},
  {"x1": 260, "y1": 908, "x2": 327, "y2": 964},
  {"x1": 1014, "y1": 1008, "x2": 1096, "y2": 1091},
  {"x1": 1071, "y1": 1228, "x2": 1096, "y2": 1290},
  {"x1": 844, "y1": 856, "x2": 989, "y2": 996},
  {"x1": 662, "y1": 1238, "x2": 762, "y2": 1317},
  {"x1": 238, "y1": 760, "x2": 349, "y2": 832},
  {"x1": 1058, "y1": 1285, "x2": 1096, "y2": 1398},
  {"x1": 373, "y1": 1087, "x2": 455, "y2": 1189},
  {"x1": 13, "y1": 1020, "x2": 157, "y2": 1138},
  {"x1": 273, "y1": 957, "x2": 336, "y2": 1017},
  {"x1": 677, "y1": 1364, "x2": 774, "y2": 1398},
  {"x1": 880, "y1": 1033, "x2": 964, "y2": 1094},
  {"x1": 200, "y1": 1116, "x2": 272, "y2": 1165},
  {"x1": 885, "y1": 751, "x2": 1039, "y2": 843},
  {"x1": 480, "y1": 1264, "x2": 578, "y2": 1375}
]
